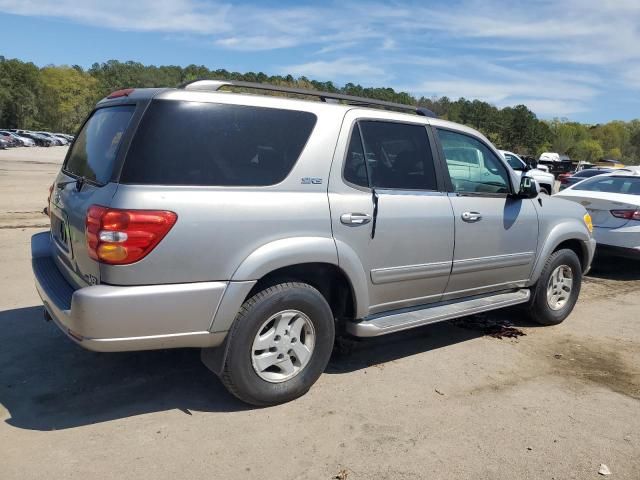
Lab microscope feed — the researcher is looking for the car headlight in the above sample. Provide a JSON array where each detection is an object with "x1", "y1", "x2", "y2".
[{"x1": 583, "y1": 213, "x2": 593, "y2": 233}]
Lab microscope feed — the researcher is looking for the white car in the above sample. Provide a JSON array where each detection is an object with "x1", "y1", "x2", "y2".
[
  {"x1": 500, "y1": 150, "x2": 556, "y2": 195},
  {"x1": 555, "y1": 168, "x2": 640, "y2": 258},
  {"x1": 0, "y1": 130, "x2": 36, "y2": 147}
]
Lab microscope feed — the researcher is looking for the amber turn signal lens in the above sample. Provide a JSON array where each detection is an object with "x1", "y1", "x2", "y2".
[
  {"x1": 97, "y1": 244, "x2": 128, "y2": 262},
  {"x1": 583, "y1": 213, "x2": 593, "y2": 233}
]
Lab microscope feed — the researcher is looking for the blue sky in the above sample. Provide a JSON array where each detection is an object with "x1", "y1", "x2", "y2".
[{"x1": 1, "y1": 0, "x2": 639, "y2": 123}]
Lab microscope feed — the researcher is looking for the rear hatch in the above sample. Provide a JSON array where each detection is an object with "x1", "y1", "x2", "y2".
[{"x1": 49, "y1": 104, "x2": 136, "y2": 288}]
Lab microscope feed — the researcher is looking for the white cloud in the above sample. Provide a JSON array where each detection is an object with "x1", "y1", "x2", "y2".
[
  {"x1": 283, "y1": 58, "x2": 387, "y2": 80},
  {"x1": 215, "y1": 36, "x2": 298, "y2": 51},
  {"x1": 2, "y1": 0, "x2": 640, "y2": 117}
]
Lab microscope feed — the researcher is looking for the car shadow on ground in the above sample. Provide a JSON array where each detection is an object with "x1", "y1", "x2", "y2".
[
  {"x1": 0, "y1": 306, "x2": 249, "y2": 431},
  {"x1": 1, "y1": 305, "x2": 528, "y2": 431},
  {"x1": 587, "y1": 253, "x2": 640, "y2": 281}
]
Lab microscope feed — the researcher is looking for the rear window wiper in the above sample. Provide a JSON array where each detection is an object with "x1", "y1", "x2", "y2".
[{"x1": 57, "y1": 176, "x2": 86, "y2": 191}]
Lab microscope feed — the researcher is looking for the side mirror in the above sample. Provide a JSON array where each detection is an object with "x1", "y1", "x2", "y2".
[{"x1": 515, "y1": 175, "x2": 539, "y2": 199}]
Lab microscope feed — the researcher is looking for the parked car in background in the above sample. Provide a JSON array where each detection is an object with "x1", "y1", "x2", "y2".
[
  {"x1": 36, "y1": 132, "x2": 64, "y2": 145},
  {"x1": 0, "y1": 131, "x2": 20, "y2": 147},
  {"x1": 0, "y1": 138, "x2": 8, "y2": 149},
  {"x1": 20, "y1": 132, "x2": 53, "y2": 146},
  {"x1": 32, "y1": 80, "x2": 595, "y2": 406},
  {"x1": 0, "y1": 130, "x2": 36, "y2": 146},
  {"x1": 555, "y1": 168, "x2": 640, "y2": 259},
  {"x1": 500, "y1": 150, "x2": 556, "y2": 194},
  {"x1": 51, "y1": 134, "x2": 70, "y2": 145},
  {"x1": 55, "y1": 133, "x2": 74, "y2": 142},
  {"x1": 559, "y1": 168, "x2": 613, "y2": 190}
]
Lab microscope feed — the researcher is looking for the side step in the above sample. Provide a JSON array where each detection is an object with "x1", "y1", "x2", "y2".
[{"x1": 346, "y1": 289, "x2": 530, "y2": 337}]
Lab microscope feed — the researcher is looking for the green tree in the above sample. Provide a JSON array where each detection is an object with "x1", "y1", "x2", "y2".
[
  {"x1": 0, "y1": 56, "x2": 42, "y2": 128},
  {"x1": 573, "y1": 139, "x2": 604, "y2": 163},
  {"x1": 40, "y1": 66, "x2": 98, "y2": 132}
]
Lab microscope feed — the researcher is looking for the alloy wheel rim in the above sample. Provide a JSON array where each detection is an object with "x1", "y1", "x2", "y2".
[
  {"x1": 546, "y1": 265, "x2": 573, "y2": 311},
  {"x1": 251, "y1": 309, "x2": 316, "y2": 383}
]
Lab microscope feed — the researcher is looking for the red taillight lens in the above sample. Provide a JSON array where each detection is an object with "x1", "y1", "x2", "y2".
[
  {"x1": 85, "y1": 205, "x2": 177, "y2": 265},
  {"x1": 610, "y1": 209, "x2": 640, "y2": 221}
]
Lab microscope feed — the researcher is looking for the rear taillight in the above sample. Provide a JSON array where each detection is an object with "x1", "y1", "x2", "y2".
[
  {"x1": 610, "y1": 209, "x2": 640, "y2": 221},
  {"x1": 86, "y1": 205, "x2": 177, "y2": 265}
]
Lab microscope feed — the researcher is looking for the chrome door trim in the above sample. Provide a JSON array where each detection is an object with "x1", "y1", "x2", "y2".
[
  {"x1": 452, "y1": 252, "x2": 534, "y2": 275},
  {"x1": 371, "y1": 260, "x2": 452, "y2": 285}
]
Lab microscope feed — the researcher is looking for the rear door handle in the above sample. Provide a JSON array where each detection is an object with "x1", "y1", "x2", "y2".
[
  {"x1": 341, "y1": 213, "x2": 372, "y2": 225},
  {"x1": 461, "y1": 211, "x2": 482, "y2": 222}
]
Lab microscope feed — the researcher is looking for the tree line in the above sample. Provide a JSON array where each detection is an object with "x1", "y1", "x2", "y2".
[{"x1": 1, "y1": 56, "x2": 638, "y2": 164}]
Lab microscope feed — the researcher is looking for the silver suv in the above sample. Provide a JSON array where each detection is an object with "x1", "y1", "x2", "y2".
[{"x1": 32, "y1": 80, "x2": 596, "y2": 405}]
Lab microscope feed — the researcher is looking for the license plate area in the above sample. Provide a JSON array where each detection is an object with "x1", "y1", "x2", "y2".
[{"x1": 51, "y1": 211, "x2": 72, "y2": 256}]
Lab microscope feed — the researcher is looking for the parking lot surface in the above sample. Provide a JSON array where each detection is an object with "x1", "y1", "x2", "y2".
[{"x1": 1, "y1": 147, "x2": 639, "y2": 479}]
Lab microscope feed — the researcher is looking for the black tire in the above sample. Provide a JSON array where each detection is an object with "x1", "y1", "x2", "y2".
[
  {"x1": 220, "y1": 282, "x2": 335, "y2": 406},
  {"x1": 529, "y1": 249, "x2": 582, "y2": 325}
]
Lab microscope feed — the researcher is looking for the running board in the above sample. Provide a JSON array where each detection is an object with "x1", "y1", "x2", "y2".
[{"x1": 346, "y1": 289, "x2": 530, "y2": 337}]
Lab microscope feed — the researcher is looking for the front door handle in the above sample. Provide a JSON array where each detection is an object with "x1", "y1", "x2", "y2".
[
  {"x1": 341, "y1": 213, "x2": 372, "y2": 225},
  {"x1": 461, "y1": 211, "x2": 482, "y2": 222}
]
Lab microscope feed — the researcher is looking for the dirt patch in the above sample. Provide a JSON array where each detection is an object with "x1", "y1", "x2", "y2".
[
  {"x1": 541, "y1": 337, "x2": 640, "y2": 400},
  {"x1": 0, "y1": 211, "x2": 48, "y2": 229}
]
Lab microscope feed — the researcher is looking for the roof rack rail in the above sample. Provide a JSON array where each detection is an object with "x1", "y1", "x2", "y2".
[{"x1": 178, "y1": 79, "x2": 437, "y2": 118}]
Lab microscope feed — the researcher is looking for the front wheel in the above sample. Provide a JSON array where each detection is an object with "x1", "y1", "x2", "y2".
[
  {"x1": 220, "y1": 282, "x2": 335, "y2": 406},
  {"x1": 529, "y1": 249, "x2": 582, "y2": 325}
]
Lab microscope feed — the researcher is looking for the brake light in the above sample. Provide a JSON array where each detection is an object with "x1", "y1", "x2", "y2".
[
  {"x1": 86, "y1": 206, "x2": 177, "y2": 265},
  {"x1": 610, "y1": 209, "x2": 640, "y2": 221},
  {"x1": 107, "y1": 88, "x2": 135, "y2": 99}
]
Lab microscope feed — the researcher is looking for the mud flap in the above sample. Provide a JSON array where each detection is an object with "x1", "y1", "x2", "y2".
[{"x1": 200, "y1": 334, "x2": 231, "y2": 376}]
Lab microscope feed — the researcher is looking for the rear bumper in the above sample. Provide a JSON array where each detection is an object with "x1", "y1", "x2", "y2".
[
  {"x1": 32, "y1": 232, "x2": 228, "y2": 352},
  {"x1": 593, "y1": 225, "x2": 640, "y2": 252},
  {"x1": 596, "y1": 244, "x2": 640, "y2": 259}
]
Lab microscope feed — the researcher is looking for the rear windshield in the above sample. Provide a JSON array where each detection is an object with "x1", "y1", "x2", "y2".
[
  {"x1": 573, "y1": 175, "x2": 640, "y2": 195},
  {"x1": 575, "y1": 169, "x2": 610, "y2": 178},
  {"x1": 121, "y1": 100, "x2": 317, "y2": 186},
  {"x1": 63, "y1": 105, "x2": 134, "y2": 184}
]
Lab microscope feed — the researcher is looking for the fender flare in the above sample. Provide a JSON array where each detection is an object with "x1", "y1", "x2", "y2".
[
  {"x1": 529, "y1": 220, "x2": 591, "y2": 284},
  {"x1": 202, "y1": 237, "x2": 370, "y2": 375},
  {"x1": 231, "y1": 236, "x2": 339, "y2": 281},
  {"x1": 221, "y1": 235, "x2": 369, "y2": 324}
]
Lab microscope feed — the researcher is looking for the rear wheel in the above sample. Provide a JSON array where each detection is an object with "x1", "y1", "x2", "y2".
[
  {"x1": 529, "y1": 249, "x2": 582, "y2": 325},
  {"x1": 220, "y1": 282, "x2": 335, "y2": 406}
]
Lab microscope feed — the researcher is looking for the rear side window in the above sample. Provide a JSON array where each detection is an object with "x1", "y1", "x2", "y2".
[
  {"x1": 121, "y1": 101, "x2": 317, "y2": 186},
  {"x1": 344, "y1": 121, "x2": 437, "y2": 190},
  {"x1": 572, "y1": 176, "x2": 640, "y2": 195},
  {"x1": 64, "y1": 105, "x2": 135, "y2": 184}
]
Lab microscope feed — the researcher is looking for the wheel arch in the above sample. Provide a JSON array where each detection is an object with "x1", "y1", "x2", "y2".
[{"x1": 529, "y1": 221, "x2": 591, "y2": 284}]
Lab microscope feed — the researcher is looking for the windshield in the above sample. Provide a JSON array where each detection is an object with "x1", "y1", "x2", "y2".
[
  {"x1": 504, "y1": 153, "x2": 524, "y2": 169},
  {"x1": 63, "y1": 105, "x2": 135, "y2": 185},
  {"x1": 573, "y1": 175, "x2": 640, "y2": 195}
]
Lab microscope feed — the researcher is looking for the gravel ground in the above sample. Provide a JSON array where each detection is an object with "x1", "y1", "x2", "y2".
[{"x1": 0, "y1": 147, "x2": 638, "y2": 479}]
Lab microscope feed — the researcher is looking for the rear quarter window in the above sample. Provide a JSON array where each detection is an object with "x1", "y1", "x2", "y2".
[
  {"x1": 121, "y1": 100, "x2": 317, "y2": 186},
  {"x1": 64, "y1": 105, "x2": 135, "y2": 184}
]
